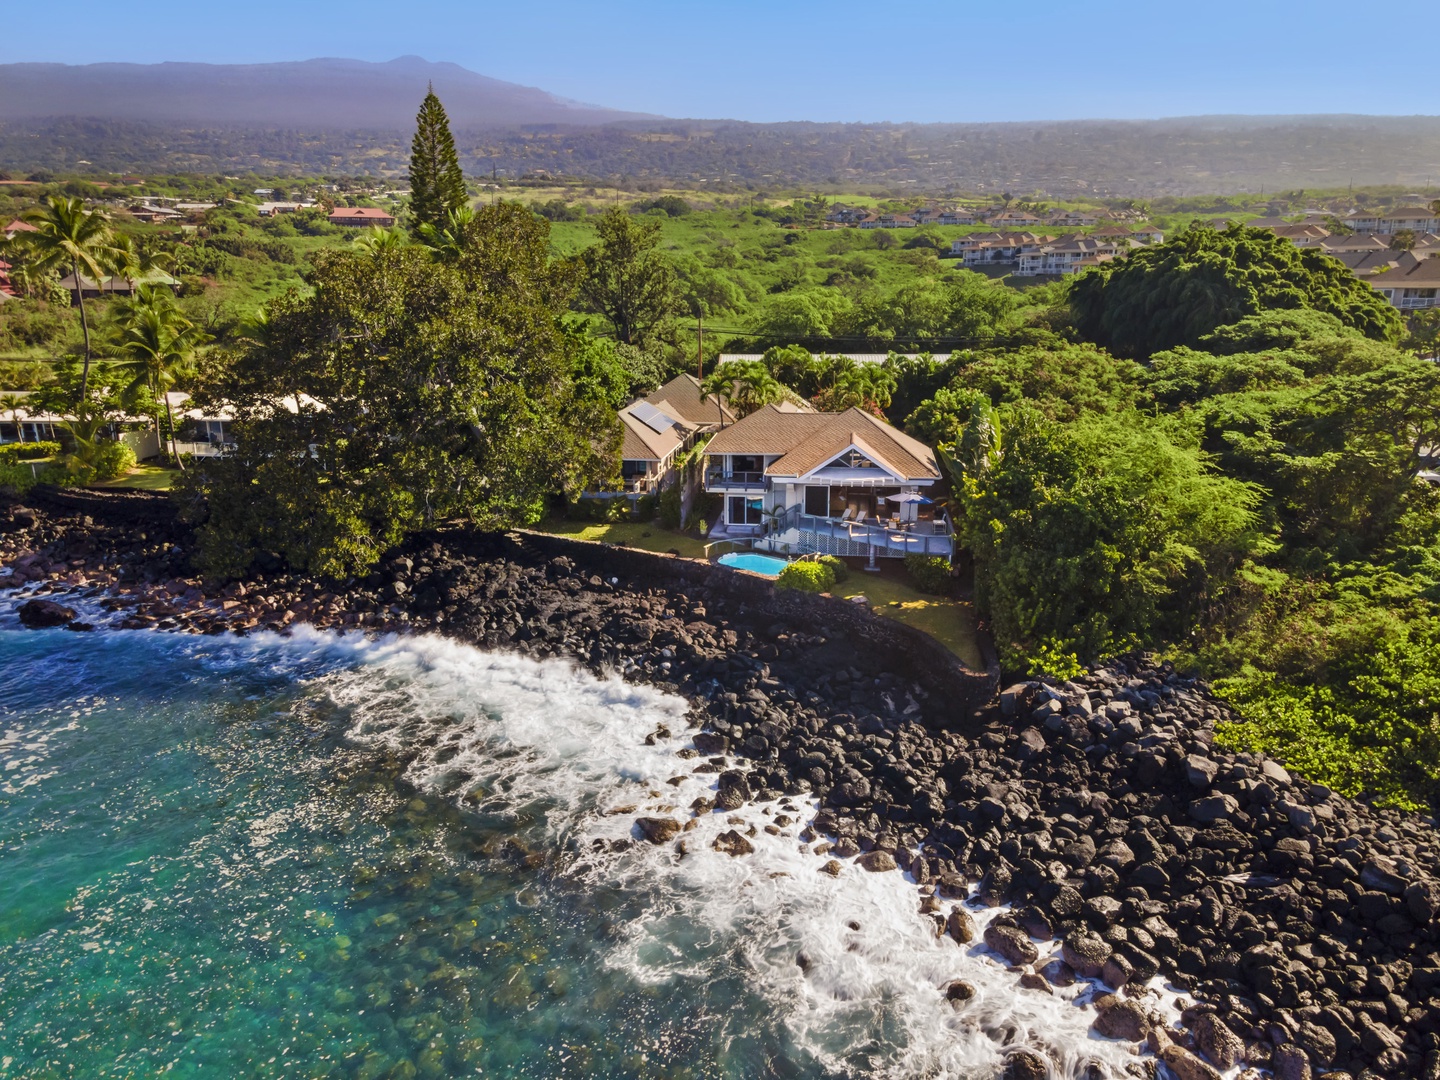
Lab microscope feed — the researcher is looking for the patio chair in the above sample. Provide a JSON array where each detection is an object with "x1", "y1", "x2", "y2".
[{"x1": 838, "y1": 507, "x2": 855, "y2": 523}]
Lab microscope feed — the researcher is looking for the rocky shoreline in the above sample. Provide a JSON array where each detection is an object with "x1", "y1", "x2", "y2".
[{"x1": 4, "y1": 489, "x2": 1440, "y2": 1080}]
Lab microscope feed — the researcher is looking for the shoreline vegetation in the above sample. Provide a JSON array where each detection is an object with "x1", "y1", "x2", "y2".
[{"x1": 4, "y1": 490, "x2": 1440, "y2": 1080}]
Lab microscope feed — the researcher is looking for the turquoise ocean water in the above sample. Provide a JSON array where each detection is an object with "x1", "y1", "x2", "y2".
[{"x1": 0, "y1": 624, "x2": 1135, "y2": 1079}]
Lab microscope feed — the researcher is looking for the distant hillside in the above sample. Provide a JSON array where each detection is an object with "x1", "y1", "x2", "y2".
[
  {"x1": 0, "y1": 56, "x2": 650, "y2": 129},
  {"x1": 0, "y1": 57, "x2": 1436, "y2": 196}
]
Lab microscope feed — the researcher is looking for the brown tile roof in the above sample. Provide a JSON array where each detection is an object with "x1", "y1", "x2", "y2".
[
  {"x1": 643, "y1": 373, "x2": 732, "y2": 426},
  {"x1": 619, "y1": 404, "x2": 686, "y2": 462},
  {"x1": 704, "y1": 405, "x2": 939, "y2": 480},
  {"x1": 1371, "y1": 256, "x2": 1440, "y2": 288},
  {"x1": 3, "y1": 219, "x2": 37, "y2": 233}
]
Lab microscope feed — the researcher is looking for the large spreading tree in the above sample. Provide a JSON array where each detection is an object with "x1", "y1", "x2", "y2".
[
  {"x1": 577, "y1": 208, "x2": 681, "y2": 349},
  {"x1": 1069, "y1": 224, "x2": 1403, "y2": 358},
  {"x1": 178, "y1": 203, "x2": 619, "y2": 578},
  {"x1": 407, "y1": 84, "x2": 467, "y2": 239}
]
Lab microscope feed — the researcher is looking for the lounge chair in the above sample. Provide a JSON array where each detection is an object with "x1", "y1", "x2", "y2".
[{"x1": 838, "y1": 507, "x2": 855, "y2": 523}]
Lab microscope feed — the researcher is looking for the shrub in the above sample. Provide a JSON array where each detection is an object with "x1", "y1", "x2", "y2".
[
  {"x1": 658, "y1": 483, "x2": 682, "y2": 530},
  {"x1": 905, "y1": 553, "x2": 952, "y2": 594},
  {"x1": 775, "y1": 560, "x2": 835, "y2": 593},
  {"x1": 86, "y1": 441, "x2": 136, "y2": 482},
  {"x1": 0, "y1": 440, "x2": 62, "y2": 462},
  {"x1": 816, "y1": 554, "x2": 849, "y2": 583}
]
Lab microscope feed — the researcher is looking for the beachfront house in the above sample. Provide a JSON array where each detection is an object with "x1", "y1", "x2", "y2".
[{"x1": 702, "y1": 405, "x2": 953, "y2": 560}]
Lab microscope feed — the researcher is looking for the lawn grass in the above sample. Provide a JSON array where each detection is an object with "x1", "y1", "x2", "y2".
[
  {"x1": 830, "y1": 563, "x2": 985, "y2": 671},
  {"x1": 532, "y1": 518, "x2": 708, "y2": 559},
  {"x1": 95, "y1": 463, "x2": 176, "y2": 491}
]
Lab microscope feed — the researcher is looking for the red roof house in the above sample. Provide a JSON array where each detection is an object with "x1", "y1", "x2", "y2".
[{"x1": 328, "y1": 207, "x2": 396, "y2": 227}]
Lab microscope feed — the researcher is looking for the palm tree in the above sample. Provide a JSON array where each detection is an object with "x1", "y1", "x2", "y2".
[
  {"x1": 111, "y1": 286, "x2": 212, "y2": 470},
  {"x1": 703, "y1": 360, "x2": 786, "y2": 419},
  {"x1": 108, "y1": 234, "x2": 175, "y2": 293},
  {"x1": 18, "y1": 196, "x2": 116, "y2": 404},
  {"x1": 416, "y1": 205, "x2": 474, "y2": 262},
  {"x1": 353, "y1": 225, "x2": 409, "y2": 257}
]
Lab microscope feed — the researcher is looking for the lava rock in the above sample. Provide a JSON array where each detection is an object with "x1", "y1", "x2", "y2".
[
  {"x1": 1191, "y1": 1012, "x2": 1244, "y2": 1070},
  {"x1": 1003, "y1": 1049, "x2": 1047, "y2": 1080},
  {"x1": 17, "y1": 599, "x2": 76, "y2": 628},
  {"x1": 1092, "y1": 995, "x2": 1150, "y2": 1041},
  {"x1": 946, "y1": 907, "x2": 977, "y2": 944},
  {"x1": 634, "y1": 817, "x2": 681, "y2": 845},
  {"x1": 712, "y1": 829, "x2": 754, "y2": 857},
  {"x1": 856, "y1": 850, "x2": 898, "y2": 873},
  {"x1": 983, "y1": 923, "x2": 1039, "y2": 967},
  {"x1": 941, "y1": 979, "x2": 975, "y2": 1005}
]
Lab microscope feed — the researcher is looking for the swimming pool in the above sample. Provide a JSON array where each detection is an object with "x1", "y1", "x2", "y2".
[{"x1": 717, "y1": 552, "x2": 790, "y2": 577}]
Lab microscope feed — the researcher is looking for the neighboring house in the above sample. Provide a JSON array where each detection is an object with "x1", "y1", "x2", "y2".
[
  {"x1": 128, "y1": 204, "x2": 184, "y2": 225},
  {"x1": 608, "y1": 374, "x2": 734, "y2": 497},
  {"x1": 1015, "y1": 235, "x2": 1128, "y2": 276},
  {"x1": 956, "y1": 232, "x2": 1053, "y2": 265},
  {"x1": 0, "y1": 258, "x2": 14, "y2": 300},
  {"x1": 858, "y1": 213, "x2": 918, "y2": 229},
  {"x1": 3, "y1": 219, "x2": 37, "y2": 240},
  {"x1": 1321, "y1": 234, "x2": 1392, "y2": 255},
  {"x1": 939, "y1": 208, "x2": 987, "y2": 226},
  {"x1": 57, "y1": 269, "x2": 181, "y2": 302},
  {"x1": 825, "y1": 204, "x2": 869, "y2": 225},
  {"x1": 1129, "y1": 225, "x2": 1165, "y2": 244},
  {"x1": 1271, "y1": 223, "x2": 1330, "y2": 246},
  {"x1": 988, "y1": 210, "x2": 1042, "y2": 228},
  {"x1": 702, "y1": 405, "x2": 953, "y2": 560},
  {"x1": 718, "y1": 352, "x2": 953, "y2": 366},
  {"x1": 1383, "y1": 208, "x2": 1440, "y2": 234},
  {"x1": 1048, "y1": 209, "x2": 1101, "y2": 227},
  {"x1": 253, "y1": 188, "x2": 275, "y2": 197},
  {"x1": 328, "y1": 207, "x2": 396, "y2": 228},
  {"x1": 257, "y1": 201, "x2": 305, "y2": 217},
  {"x1": 1367, "y1": 255, "x2": 1440, "y2": 312}
]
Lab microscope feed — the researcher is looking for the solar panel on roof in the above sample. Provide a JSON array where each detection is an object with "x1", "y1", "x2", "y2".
[{"x1": 629, "y1": 401, "x2": 679, "y2": 434}]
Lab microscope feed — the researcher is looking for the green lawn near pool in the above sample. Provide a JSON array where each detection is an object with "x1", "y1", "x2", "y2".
[
  {"x1": 94, "y1": 464, "x2": 177, "y2": 491},
  {"x1": 532, "y1": 519, "x2": 708, "y2": 559}
]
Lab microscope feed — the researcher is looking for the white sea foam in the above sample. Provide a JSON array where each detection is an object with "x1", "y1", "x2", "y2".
[
  {"x1": 0, "y1": 604, "x2": 1174, "y2": 1078},
  {"x1": 308, "y1": 630, "x2": 1167, "y2": 1080}
]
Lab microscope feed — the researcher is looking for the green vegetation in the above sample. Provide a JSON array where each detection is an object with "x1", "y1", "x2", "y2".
[
  {"x1": 902, "y1": 229, "x2": 1440, "y2": 807},
  {"x1": 176, "y1": 200, "x2": 620, "y2": 579},
  {"x1": 530, "y1": 519, "x2": 707, "y2": 559},
  {"x1": 775, "y1": 560, "x2": 836, "y2": 593},
  {"x1": 903, "y1": 554, "x2": 953, "y2": 595},
  {"x1": 406, "y1": 86, "x2": 467, "y2": 238},
  {"x1": 1070, "y1": 224, "x2": 1403, "y2": 358}
]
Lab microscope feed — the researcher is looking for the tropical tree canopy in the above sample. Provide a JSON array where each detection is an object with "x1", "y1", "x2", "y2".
[
  {"x1": 178, "y1": 203, "x2": 619, "y2": 579},
  {"x1": 1069, "y1": 224, "x2": 1403, "y2": 358}
]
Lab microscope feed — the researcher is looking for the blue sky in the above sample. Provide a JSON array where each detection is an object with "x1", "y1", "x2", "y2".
[{"x1": 8, "y1": 0, "x2": 1436, "y2": 123}]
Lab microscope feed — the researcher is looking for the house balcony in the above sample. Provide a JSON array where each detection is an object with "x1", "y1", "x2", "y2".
[
  {"x1": 705, "y1": 469, "x2": 767, "y2": 490},
  {"x1": 754, "y1": 507, "x2": 956, "y2": 560}
]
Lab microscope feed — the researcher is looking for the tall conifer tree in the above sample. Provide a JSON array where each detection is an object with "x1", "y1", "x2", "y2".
[{"x1": 408, "y1": 84, "x2": 467, "y2": 237}]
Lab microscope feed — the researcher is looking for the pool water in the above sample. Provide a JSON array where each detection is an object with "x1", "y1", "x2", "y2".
[{"x1": 716, "y1": 552, "x2": 790, "y2": 577}]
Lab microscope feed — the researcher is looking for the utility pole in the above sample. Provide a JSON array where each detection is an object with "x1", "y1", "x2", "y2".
[{"x1": 696, "y1": 313, "x2": 704, "y2": 383}]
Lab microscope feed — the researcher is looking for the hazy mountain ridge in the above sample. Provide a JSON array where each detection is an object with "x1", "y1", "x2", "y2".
[
  {"x1": 1, "y1": 57, "x2": 1437, "y2": 195},
  {"x1": 0, "y1": 56, "x2": 650, "y2": 129}
]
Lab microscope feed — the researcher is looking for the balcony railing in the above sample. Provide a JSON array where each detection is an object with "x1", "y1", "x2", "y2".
[
  {"x1": 706, "y1": 469, "x2": 766, "y2": 489},
  {"x1": 761, "y1": 505, "x2": 956, "y2": 557}
]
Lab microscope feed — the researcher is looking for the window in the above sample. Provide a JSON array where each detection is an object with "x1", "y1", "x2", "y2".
[
  {"x1": 727, "y1": 497, "x2": 764, "y2": 526},
  {"x1": 804, "y1": 485, "x2": 830, "y2": 516}
]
